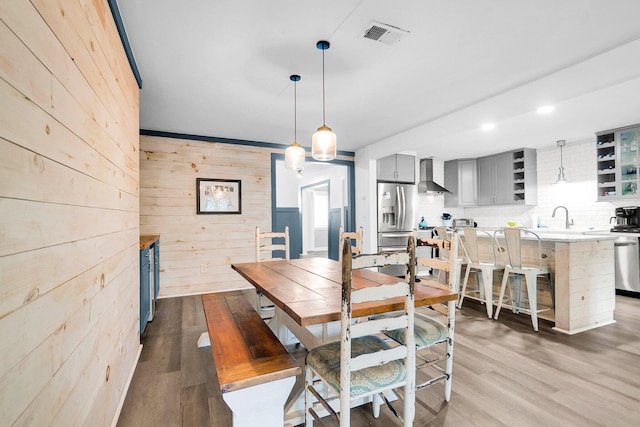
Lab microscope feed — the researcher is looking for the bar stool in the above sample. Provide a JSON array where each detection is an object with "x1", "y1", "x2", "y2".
[
  {"x1": 457, "y1": 228, "x2": 505, "y2": 318},
  {"x1": 493, "y1": 228, "x2": 554, "y2": 332}
]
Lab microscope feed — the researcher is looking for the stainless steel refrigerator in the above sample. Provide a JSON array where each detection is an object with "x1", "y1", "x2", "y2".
[{"x1": 377, "y1": 182, "x2": 416, "y2": 276}]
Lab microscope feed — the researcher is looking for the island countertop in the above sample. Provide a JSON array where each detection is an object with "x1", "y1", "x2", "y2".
[{"x1": 524, "y1": 231, "x2": 618, "y2": 243}]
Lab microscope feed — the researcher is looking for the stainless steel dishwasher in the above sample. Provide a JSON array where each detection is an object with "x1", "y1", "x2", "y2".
[{"x1": 613, "y1": 236, "x2": 640, "y2": 293}]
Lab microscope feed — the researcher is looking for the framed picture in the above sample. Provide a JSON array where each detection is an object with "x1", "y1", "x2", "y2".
[{"x1": 196, "y1": 178, "x2": 242, "y2": 214}]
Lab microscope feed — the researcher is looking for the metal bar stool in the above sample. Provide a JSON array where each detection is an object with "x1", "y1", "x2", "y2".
[{"x1": 493, "y1": 228, "x2": 554, "y2": 331}]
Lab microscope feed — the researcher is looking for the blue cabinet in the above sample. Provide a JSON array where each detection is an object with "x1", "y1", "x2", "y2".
[
  {"x1": 139, "y1": 247, "x2": 151, "y2": 335},
  {"x1": 140, "y1": 236, "x2": 160, "y2": 337}
]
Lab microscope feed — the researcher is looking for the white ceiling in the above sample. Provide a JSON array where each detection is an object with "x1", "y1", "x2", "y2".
[{"x1": 118, "y1": 0, "x2": 640, "y2": 161}]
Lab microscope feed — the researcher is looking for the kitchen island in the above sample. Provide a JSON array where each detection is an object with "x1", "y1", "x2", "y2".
[{"x1": 473, "y1": 230, "x2": 617, "y2": 334}]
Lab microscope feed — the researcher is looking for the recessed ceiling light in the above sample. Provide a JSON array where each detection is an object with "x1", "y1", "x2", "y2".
[
  {"x1": 537, "y1": 105, "x2": 555, "y2": 114},
  {"x1": 481, "y1": 123, "x2": 495, "y2": 131}
]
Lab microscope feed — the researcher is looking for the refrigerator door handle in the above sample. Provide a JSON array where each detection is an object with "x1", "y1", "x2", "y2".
[
  {"x1": 396, "y1": 186, "x2": 402, "y2": 230},
  {"x1": 400, "y1": 186, "x2": 406, "y2": 229},
  {"x1": 379, "y1": 246, "x2": 407, "y2": 252},
  {"x1": 379, "y1": 232, "x2": 414, "y2": 238}
]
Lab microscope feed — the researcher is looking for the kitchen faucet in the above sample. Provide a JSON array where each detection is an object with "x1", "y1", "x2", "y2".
[{"x1": 552, "y1": 205, "x2": 574, "y2": 229}]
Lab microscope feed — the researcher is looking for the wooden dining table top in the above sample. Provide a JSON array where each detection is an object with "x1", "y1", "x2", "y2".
[{"x1": 231, "y1": 257, "x2": 457, "y2": 327}]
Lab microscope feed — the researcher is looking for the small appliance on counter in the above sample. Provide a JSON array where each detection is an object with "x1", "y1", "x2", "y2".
[
  {"x1": 418, "y1": 216, "x2": 428, "y2": 229},
  {"x1": 452, "y1": 218, "x2": 474, "y2": 228},
  {"x1": 611, "y1": 206, "x2": 640, "y2": 232},
  {"x1": 441, "y1": 212, "x2": 452, "y2": 228}
]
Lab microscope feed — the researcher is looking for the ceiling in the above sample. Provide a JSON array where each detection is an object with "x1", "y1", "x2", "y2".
[{"x1": 118, "y1": 0, "x2": 640, "y2": 161}]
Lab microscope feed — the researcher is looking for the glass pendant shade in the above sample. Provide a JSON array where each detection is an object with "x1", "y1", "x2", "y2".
[
  {"x1": 312, "y1": 125, "x2": 337, "y2": 161},
  {"x1": 312, "y1": 40, "x2": 336, "y2": 161},
  {"x1": 285, "y1": 74, "x2": 305, "y2": 173},
  {"x1": 285, "y1": 141, "x2": 305, "y2": 170}
]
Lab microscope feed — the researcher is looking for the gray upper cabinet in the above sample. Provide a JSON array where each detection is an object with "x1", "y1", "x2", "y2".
[
  {"x1": 455, "y1": 148, "x2": 537, "y2": 206},
  {"x1": 596, "y1": 124, "x2": 640, "y2": 200},
  {"x1": 377, "y1": 154, "x2": 415, "y2": 183},
  {"x1": 444, "y1": 159, "x2": 477, "y2": 207},
  {"x1": 477, "y1": 152, "x2": 512, "y2": 205}
]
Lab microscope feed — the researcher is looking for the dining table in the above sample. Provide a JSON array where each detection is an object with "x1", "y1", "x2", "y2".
[
  {"x1": 231, "y1": 257, "x2": 457, "y2": 347},
  {"x1": 230, "y1": 256, "x2": 458, "y2": 424}
]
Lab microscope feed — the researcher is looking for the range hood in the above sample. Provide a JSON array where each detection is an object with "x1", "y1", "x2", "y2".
[{"x1": 418, "y1": 158, "x2": 451, "y2": 194}]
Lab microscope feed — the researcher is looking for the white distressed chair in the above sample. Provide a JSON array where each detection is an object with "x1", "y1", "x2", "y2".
[
  {"x1": 493, "y1": 227, "x2": 554, "y2": 332},
  {"x1": 305, "y1": 237, "x2": 417, "y2": 427},
  {"x1": 457, "y1": 227, "x2": 506, "y2": 318},
  {"x1": 255, "y1": 226, "x2": 290, "y2": 319},
  {"x1": 384, "y1": 231, "x2": 459, "y2": 401},
  {"x1": 338, "y1": 226, "x2": 363, "y2": 262}
]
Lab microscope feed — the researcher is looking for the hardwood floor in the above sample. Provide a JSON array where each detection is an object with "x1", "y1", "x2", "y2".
[{"x1": 117, "y1": 293, "x2": 640, "y2": 427}]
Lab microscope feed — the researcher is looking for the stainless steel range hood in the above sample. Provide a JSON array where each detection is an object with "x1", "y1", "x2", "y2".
[{"x1": 418, "y1": 158, "x2": 451, "y2": 194}]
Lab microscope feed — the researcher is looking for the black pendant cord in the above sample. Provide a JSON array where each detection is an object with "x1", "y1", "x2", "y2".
[
  {"x1": 322, "y1": 48, "x2": 326, "y2": 126},
  {"x1": 294, "y1": 79, "x2": 297, "y2": 141}
]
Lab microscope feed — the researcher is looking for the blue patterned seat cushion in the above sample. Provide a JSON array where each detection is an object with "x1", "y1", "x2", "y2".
[
  {"x1": 306, "y1": 335, "x2": 406, "y2": 398},
  {"x1": 384, "y1": 316, "x2": 447, "y2": 348}
]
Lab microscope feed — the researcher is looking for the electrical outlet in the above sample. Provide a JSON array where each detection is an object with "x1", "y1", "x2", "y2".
[{"x1": 200, "y1": 264, "x2": 207, "y2": 273}]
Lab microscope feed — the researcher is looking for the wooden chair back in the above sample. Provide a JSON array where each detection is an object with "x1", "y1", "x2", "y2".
[
  {"x1": 416, "y1": 231, "x2": 459, "y2": 315},
  {"x1": 255, "y1": 226, "x2": 290, "y2": 262},
  {"x1": 338, "y1": 226, "x2": 363, "y2": 262}
]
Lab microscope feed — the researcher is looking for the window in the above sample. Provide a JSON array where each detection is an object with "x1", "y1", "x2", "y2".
[{"x1": 313, "y1": 191, "x2": 328, "y2": 228}]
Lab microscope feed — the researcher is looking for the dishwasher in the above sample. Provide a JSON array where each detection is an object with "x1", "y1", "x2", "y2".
[{"x1": 613, "y1": 236, "x2": 640, "y2": 293}]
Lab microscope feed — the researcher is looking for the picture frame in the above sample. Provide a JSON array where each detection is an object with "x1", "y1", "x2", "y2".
[{"x1": 196, "y1": 178, "x2": 242, "y2": 214}]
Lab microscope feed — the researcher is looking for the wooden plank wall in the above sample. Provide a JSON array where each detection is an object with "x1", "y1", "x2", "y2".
[
  {"x1": 140, "y1": 135, "x2": 274, "y2": 297},
  {"x1": 0, "y1": 0, "x2": 139, "y2": 425}
]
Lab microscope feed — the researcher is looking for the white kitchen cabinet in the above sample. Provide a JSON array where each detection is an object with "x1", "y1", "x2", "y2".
[
  {"x1": 444, "y1": 159, "x2": 477, "y2": 207},
  {"x1": 377, "y1": 154, "x2": 415, "y2": 183}
]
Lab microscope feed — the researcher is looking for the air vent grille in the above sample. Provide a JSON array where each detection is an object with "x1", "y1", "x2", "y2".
[
  {"x1": 362, "y1": 21, "x2": 410, "y2": 45},
  {"x1": 364, "y1": 25, "x2": 388, "y2": 41}
]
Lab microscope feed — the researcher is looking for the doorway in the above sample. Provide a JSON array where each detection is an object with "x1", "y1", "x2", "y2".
[
  {"x1": 301, "y1": 181, "x2": 329, "y2": 257},
  {"x1": 271, "y1": 154, "x2": 355, "y2": 260}
]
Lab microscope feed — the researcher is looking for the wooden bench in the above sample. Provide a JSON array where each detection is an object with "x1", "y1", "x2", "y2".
[{"x1": 201, "y1": 292, "x2": 301, "y2": 427}]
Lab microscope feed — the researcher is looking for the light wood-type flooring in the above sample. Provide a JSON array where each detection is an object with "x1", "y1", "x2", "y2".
[{"x1": 117, "y1": 292, "x2": 640, "y2": 427}]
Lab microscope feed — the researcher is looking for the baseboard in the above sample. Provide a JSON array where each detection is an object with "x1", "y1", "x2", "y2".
[{"x1": 110, "y1": 343, "x2": 143, "y2": 427}]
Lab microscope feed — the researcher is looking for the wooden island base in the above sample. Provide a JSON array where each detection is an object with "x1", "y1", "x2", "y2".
[{"x1": 471, "y1": 232, "x2": 617, "y2": 334}]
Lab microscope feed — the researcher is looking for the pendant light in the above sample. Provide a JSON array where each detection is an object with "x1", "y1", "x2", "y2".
[
  {"x1": 554, "y1": 139, "x2": 569, "y2": 184},
  {"x1": 285, "y1": 74, "x2": 305, "y2": 175},
  {"x1": 311, "y1": 40, "x2": 337, "y2": 161}
]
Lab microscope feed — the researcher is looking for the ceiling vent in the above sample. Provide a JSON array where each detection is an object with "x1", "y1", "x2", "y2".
[{"x1": 362, "y1": 21, "x2": 410, "y2": 45}]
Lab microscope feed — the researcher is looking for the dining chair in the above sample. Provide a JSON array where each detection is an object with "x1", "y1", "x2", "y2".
[
  {"x1": 305, "y1": 237, "x2": 417, "y2": 427},
  {"x1": 457, "y1": 227, "x2": 506, "y2": 318},
  {"x1": 493, "y1": 227, "x2": 554, "y2": 331},
  {"x1": 255, "y1": 226, "x2": 290, "y2": 319},
  {"x1": 433, "y1": 226, "x2": 467, "y2": 292},
  {"x1": 338, "y1": 226, "x2": 363, "y2": 262},
  {"x1": 384, "y1": 230, "x2": 459, "y2": 402}
]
